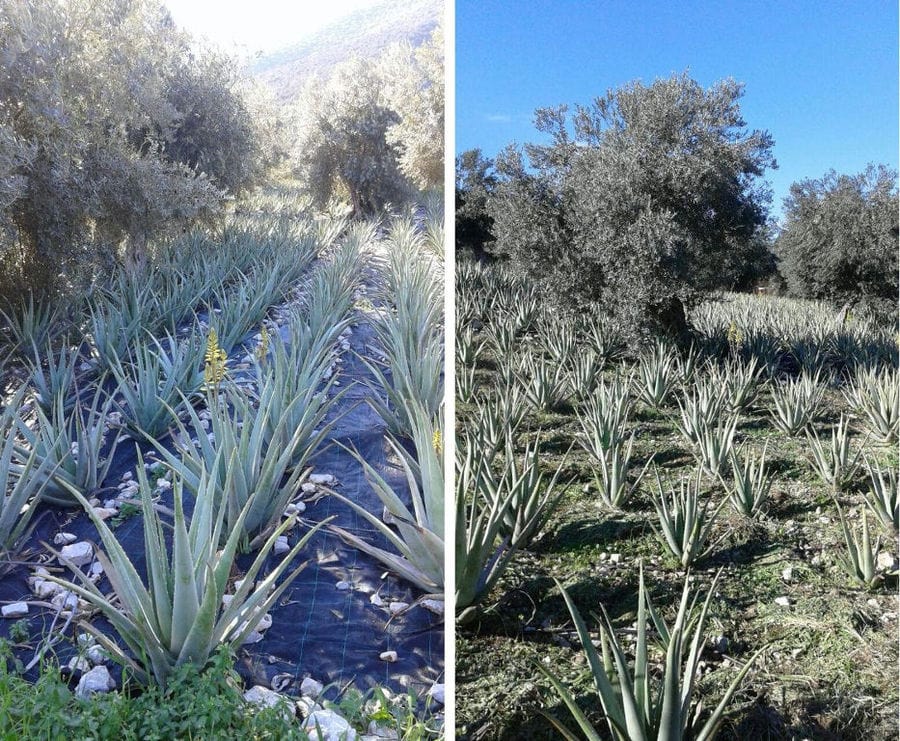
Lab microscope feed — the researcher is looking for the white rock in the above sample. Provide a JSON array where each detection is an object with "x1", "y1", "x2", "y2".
[
  {"x1": 255, "y1": 613, "x2": 273, "y2": 632},
  {"x1": 296, "y1": 696, "x2": 324, "y2": 718},
  {"x1": 273, "y1": 536, "x2": 290, "y2": 554},
  {"x1": 60, "y1": 542, "x2": 93, "y2": 567},
  {"x1": 369, "y1": 593, "x2": 383, "y2": 607},
  {"x1": 92, "y1": 507, "x2": 118, "y2": 520},
  {"x1": 366, "y1": 721, "x2": 399, "y2": 739},
  {"x1": 242, "y1": 630, "x2": 265, "y2": 645},
  {"x1": 51, "y1": 591, "x2": 79, "y2": 612},
  {"x1": 68, "y1": 656, "x2": 91, "y2": 673},
  {"x1": 304, "y1": 709, "x2": 357, "y2": 741},
  {"x1": 121, "y1": 471, "x2": 132, "y2": 481},
  {"x1": 781, "y1": 566, "x2": 794, "y2": 582},
  {"x1": 300, "y1": 677, "x2": 324, "y2": 697},
  {"x1": 421, "y1": 599, "x2": 444, "y2": 616},
  {"x1": 89, "y1": 561, "x2": 104, "y2": 577},
  {"x1": 609, "y1": 553, "x2": 621, "y2": 564},
  {"x1": 75, "y1": 666, "x2": 114, "y2": 699},
  {"x1": 379, "y1": 650, "x2": 397, "y2": 662},
  {"x1": 429, "y1": 683, "x2": 445, "y2": 705},
  {"x1": 2, "y1": 602, "x2": 28, "y2": 618},
  {"x1": 335, "y1": 581, "x2": 351, "y2": 591},
  {"x1": 53, "y1": 533, "x2": 78, "y2": 546},
  {"x1": 388, "y1": 602, "x2": 408, "y2": 615},
  {"x1": 877, "y1": 550, "x2": 898, "y2": 572},
  {"x1": 301, "y1": 482, "x2": 317, "y2": 494},
  {"x1": 156, "y1": 479, "x2": 172, "y2": 491},
  {"x1": 32, "y1": 579, "x2": 60, "y2": 599},
  {"x1": 86, "y1": 644, "x2": 107, "y2": 665},
  {"x1": 309, "y1": 474, "x2": 334, "y2": 486},
  {"x1": 222, "y1": 594, "x2": 234, "y2": 609},
  {"x1": 775, "y1": 596, "x2": 791, "y2": 607},
  {"x1": 244, "y1": 685, "x2": 291, "y2": 712}
]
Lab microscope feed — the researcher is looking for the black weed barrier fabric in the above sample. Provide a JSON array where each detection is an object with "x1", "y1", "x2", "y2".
[{"x1": 0, "y1": 302, "x2": 443, "y2": 703}]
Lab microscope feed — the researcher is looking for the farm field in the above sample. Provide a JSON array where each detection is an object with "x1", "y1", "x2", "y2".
[
  {"x1": 0, "y1": 185, "x2": 445, "y2": 738},
  {"x1": 455, "y1": 259, "x2": 898, "y2": 740}
]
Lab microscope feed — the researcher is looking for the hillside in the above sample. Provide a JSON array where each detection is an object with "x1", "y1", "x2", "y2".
[{"x1": 251, "y1": 0, "x2": 441, "y2": 104}]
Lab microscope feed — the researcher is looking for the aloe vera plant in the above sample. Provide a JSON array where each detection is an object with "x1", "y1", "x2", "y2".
[
  {"x1": 13, "y1": 384, "x2": 120, "y2": 507},
  {"x1": 0, "y1": 386, "x2": 57, "y2": 553},
  {"x1": 456, "y1": 433, "x2": 520, "y2": 623},
  {"x1": 540, "y1": 566, "x2": 764, "y2": 741},
  {"x1": 468, "y1": 390, "x2": 526, "y2": 462},
  {"x1": 863, "y1": 458, "x2": 899, "y2": 532},
  {"x1": 691, "y1": 416, "x2": 739, "y2": 477},
  {"x1": 722, "y1": 444, "x2": 772, "y2": 518},
  {"x1": 590, "y1": 433, "x2": 653, "y2": 510},
  {"x1": 843, "y1": 366, "x2": 899, "y2": 444},
  {"x1": 835, "y1": 503, "x2": 883, "y2": 588},
  {"x1": 151, "y1": 384, "x2": 331, "y2": 550},
  {"x1": 565, "y1": 350, "x2": 604, "y2": 399},
  {"x1": 769, "y1": 371, "x2": 823, "y2": 435},
  {"x1": 539, "y1": 319, "x2": 577, "y2": 367},
  {"x1": 651, "y1": 468, "x2": 728, "y2": 567},
  {"x1": 806, "y1": 415, "x2": 864, "y2": 491},
  {"x1": 47, "y1": 455, "x2": 328, "y2": 688},
  {"x1": 637, "y1": 341, "x2": 679, "y2": 408},
  {"x1": 25, "y1": 340, "x2": 82, "y2": 413},
  {"x1": 675, "y1": 381, "x2": 728, "y2": 448},
  {"x1": 331, "y1": 399, "x2": 444, "y2": 593},
  {"x1": 577, "y1": 376, "x2": 633, "y2": 456},
  {"x1": 515, "y1": 352, "x2": 569, "y2": 412}
]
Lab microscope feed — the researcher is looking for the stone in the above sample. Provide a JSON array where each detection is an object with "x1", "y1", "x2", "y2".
[
  {"x1": 255, "y1": 613, "x2": 273, "y2": 632},
  {"x1": 75, "y1": 666, "x2": 114, "y2": 699},
  {"x1": 429, "y1": 683, "x2": 445, "y2": 705},
  {"x1": 877, "y1": 550, "x2": 898, "y2": 572},
  {"x1": 775, "y1": 596, "x2": 790, "y2": 607},
  {"x1": 33, "y1": 579, "x2": 60, "y2": 599},
  {"x1": 92, "y1": 507, "x2": 118, "y2": 520},
  {"x1": 242, "y1": 631, "x2": 265, "y2": 645},
  {"x1": 68, "y1": 656, "x2": 91, "y2": 673},
  {"x1": 366, "y1": 721, "x2": 399, "y2": 739},
  {"x1": 369, "y1": 593, "x2": 384, "y2": 607},
  {"x1": 244, "y1": 685, "x2": 291, "y2": 712},
  {"x1": 378, "y1": 650, "x2": 397, "y2": 662},
  {"x1": 303, "y1": 709, "x2": 357, "y2": 741},
  {"x1": 60, "y1": 542, "x2": 93, "y2": 567},
  {"x1": 273, "y1": 536, "x2": 290, "y2": 555},
  {"x1": 300, "y1": 677, "x2": 324, "y2": 697},
  {"x1": 335, "y1": 581, "x2": 351, "y2": 591},
  {"x1": 86, "y1": 644, "x2": 107, "y2": 664},
  {"x1": 51, "y1": 591, "x2": 79, "y2": 612},
  {"x1": 421, "y1": 598, "x2": 444, "y2": 616},
  {"x1": 271, "y1": 673, "x2": 293, "y2": 692},
  {"x1": 2, "y1": 602, "x2": 28, "y2": 618},
  {"x1": 296, "y1": 696, "x2": 324, "y2": 718},
  {"x1": 309, "y1": 473, "x2": 335, "y2": 486},
  {"x1": 53, "y1": 533, "x2": 78, "y2": 546},
  {"x1": 781, "y1": 566, "x2": 794, "y2": 582},
  {"x1": 301, "y1": 483, "x2": 317, "y2": 494},
  {"x1": 609, "y1": 553, "x2": 621, "y2": 564},
  {"x1": 388, "y1": 602, "x2": 408, "y2": 615}
]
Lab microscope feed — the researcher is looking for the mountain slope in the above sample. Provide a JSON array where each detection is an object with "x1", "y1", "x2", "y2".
[{"x1": 252, "y1": 0, "x2": 441, "y2": 104}]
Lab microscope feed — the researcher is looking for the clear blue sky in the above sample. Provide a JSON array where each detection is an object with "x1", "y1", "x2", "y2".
[{"x1": 456, "y1": 0, "x2": 899, "y2": 220}]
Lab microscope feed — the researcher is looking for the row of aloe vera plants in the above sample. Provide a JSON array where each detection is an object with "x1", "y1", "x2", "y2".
[
  {"x1": 455, "y1": 258, "x2": 898, "y2": 739},
  {"x1": 0, "y1": 197, "x2": 379, "y2": 692}
]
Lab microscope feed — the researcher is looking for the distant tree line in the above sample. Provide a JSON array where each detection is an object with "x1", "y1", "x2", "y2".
[
  {"x1": 0, "y1": 0, "x2": 285, "y2": 299},
  {"x1": 457, "y1": 72, "x2": 898, "y2": 340},
  {"x1": 288, "y1": 25, "x2": 444, "y2": 217}
]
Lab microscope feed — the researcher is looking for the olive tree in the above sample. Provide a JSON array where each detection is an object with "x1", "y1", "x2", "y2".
[
  {"x1": 290, "y1": 57, "x2": 411, "y2": 217},
  {"x1": 488, "y1": 73, "x2": 776, "y2": 343},
  {"x1": 455, "y1": 148, "x2": 496, "y2": 258},
  {"x1": 775, "y1": 165, "x2": 898, "y2": 321}
]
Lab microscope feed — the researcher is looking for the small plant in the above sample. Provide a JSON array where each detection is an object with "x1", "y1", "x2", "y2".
[
  {"x1": 691, "y1": 415, "x2": 739, "y2": 477},
  {"x1": 722, "y1": 443, "x2": 773, "y2": 518},
  {"x1": 540, "y1": 566, "x2": 764, "y2": 741},
  {"x1": 675, "y1": 380, "x2": 728, "y2": 448},
  {"x1": 47, "y1": 454, "x2": 328, "y2": 688},
  {"x1": 770, "y1": 370, "x2": 824, "y2": 435},
  {"x1": 576, "y1": 377, "x2": 632, "y2": 456},
  {"x1": 26, "y1": 340, "x2": 81, "y2": 413},
  {"x1": 862, "y1": 458, "x2": 899, "y2": 533},
  {"x1": 457, "y1": 363, "x2": 478, "y2": 404},
  {"x1": 538, "y1": 319, "x2": 577, "y2": 367},
  {"x1": 13, "y1": 384, "x2": 120, "y2": 507},
  {"x1": 651, "y1": 468, "x2": 728, "y2": 567},
  {"x1": 636, "y1": 340, "x2": 679, "y2": 408},
  {"x1": 806, "y1": 415, "x2": 864, "y2": 491},
  {"x1": 843, "y1": 366, "x2": 899, "y2": 444},
  {"x1": 590, "y1": 432, "x2": 653, "y2": 510},
  {"x1": 330, "y1": 400, "x2": 444, "y2": 594},
  {"x1": 456, "y1": 433, "x2": 521, "y2": 624},
  {"x1": 515, "y1": 352, "x2": 569, "y2": 412},
  {"x1": 564, "y1": 350, "x2": 603, "y2": 399},
  {"x1": 835, "y1": 502, "x2": 882, "y2": 589}
]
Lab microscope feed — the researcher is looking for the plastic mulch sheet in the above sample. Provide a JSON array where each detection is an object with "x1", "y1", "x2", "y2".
[{"x1": 0, "y1": 297, "x2": 443, "y2": 702}]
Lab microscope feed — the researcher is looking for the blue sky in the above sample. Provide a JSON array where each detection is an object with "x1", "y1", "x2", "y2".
[{"x1": 456, "y1": 1, "x2": 899, "y2": 220}]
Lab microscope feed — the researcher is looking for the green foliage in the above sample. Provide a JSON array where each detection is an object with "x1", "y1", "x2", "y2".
[
  {"x1": 776, "y1": 165, "x2": 899, "y2": 321},
  {"x1": 487, "y1": 73, "x2": 775, "y2": 342},
  {"x1": 48, "y1": 454, "x2": 327, "y2": 688},
  {"x1": 540, "y1": 567, "x2": 764, "y2": 741},
  {"x1": 0, "y1": 644, "x2": 309, "y2": 739}
]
